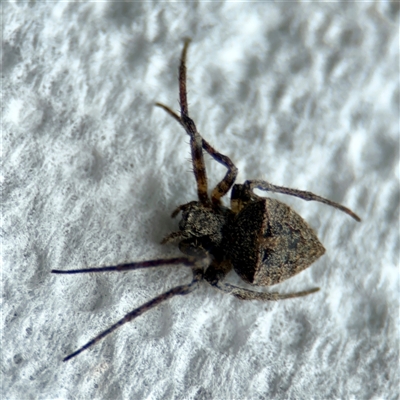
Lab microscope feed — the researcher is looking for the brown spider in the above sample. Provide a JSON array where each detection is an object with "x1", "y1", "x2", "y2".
[{"x1": 52, "y1": 39, "x2": 360, "y2": 362}]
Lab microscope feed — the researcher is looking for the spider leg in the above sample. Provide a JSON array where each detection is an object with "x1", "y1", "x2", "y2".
[
  {"x1": 204, "y1": 261, "x2": 318, "y2": 300},
  {"x1": 213, "y1": 281, "x2": 319, "y2": 301},
  {"x1": 245, "y1": 180, "x2": 361, "y2": 222},
  {"x1": 202, "y1": 140, "x2": 238, "y2": 206},
  {"x1": 155, "y1": 103, "x2": 238, "y2": 205},
  {"x1": 178, "y1": 39, "x2": 210, "y2": 207},
  {"x1": 57, "y1": 267, "x2": 204, "y2": 361},
  {"x1": 155, "y1": 40, "x2": 209, "y2": 206},
  {"x1": 155, "y1": 103, "x2": 182, "y2": 126},
  {"x1": 51, "y1": 257, "x2": 197, "y2": 274}
]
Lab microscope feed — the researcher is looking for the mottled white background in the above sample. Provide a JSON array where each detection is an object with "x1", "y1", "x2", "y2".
[{"x1": 3, "y1": 2, "x2": 399, "y2": 399}]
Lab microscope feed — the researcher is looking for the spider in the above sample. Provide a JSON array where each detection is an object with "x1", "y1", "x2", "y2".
[{"x1": 52, "y1": 39, "x2": 360, "y2": 362}]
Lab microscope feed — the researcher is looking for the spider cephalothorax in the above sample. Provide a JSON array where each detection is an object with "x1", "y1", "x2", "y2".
[{"x1": 52, "y1": 39, "x2": 360, "y2": 362}]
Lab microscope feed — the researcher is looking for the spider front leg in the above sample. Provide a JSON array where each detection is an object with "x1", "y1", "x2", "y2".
[
  {"x1": 52, "y1": 257, "x2": 206, "y2": 361},
  {"x1": 156, "y1": 41, "x2": 210, "y2": 206},
  {"x1": 202, "y1": 140, "x2": 238, "y2": 205},
  {"x1": 178, "y1": 39, "x2": 210, "y2": 207},
  {"x1": 177, "y1": 38, "x2": 238, "y2": 204},
  {"x1": 155, "y1": 102, "x2": 238, "y2": 206},
  {"x1": 157, "y1": 39, "x2": 239, "y2": 206}
]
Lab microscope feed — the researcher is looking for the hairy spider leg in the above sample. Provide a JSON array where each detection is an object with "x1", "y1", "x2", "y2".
[
  {"x1": 51, "y1": 260, "x2": 204, "y2": 361},
  {"x1": 178, "y1": 39, "x2": 210, "y2": 207},
  {"x1": 155, "y1": 103, "x2": 238, "y2": 205},
  {"x1": 245, "y1": 180, "x2": 361, "y2": 222},
  {"x1": 203, "y1": 141, "x2": 238, "y2": 205},
  {"x1": 178, "y1": 39, "x2": 190, "y2": 117}
]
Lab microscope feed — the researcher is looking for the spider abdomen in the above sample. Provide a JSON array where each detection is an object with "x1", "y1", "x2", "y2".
[{"x1": 228, "y1": 198, "x2": 325, "y2": 286}]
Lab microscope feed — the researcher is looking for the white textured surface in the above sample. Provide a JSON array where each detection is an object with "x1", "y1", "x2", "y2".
[{"x1": 3, "y1": 3, "x2": 399, "y2": 399}]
